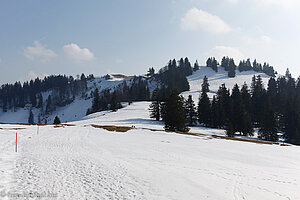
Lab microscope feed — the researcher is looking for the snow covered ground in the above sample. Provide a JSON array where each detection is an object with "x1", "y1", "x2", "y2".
[
  {"x1": 1, "y1": 101, "x2": 300, "y2": 200},
  {"x1": 2, "y1": 68, "x2": 298, "y2": 199},
  {"x1": 182, "y1": 67, "x2": 271, "y2": 102},
  {"x1": 0, "y1": 67, "x2": 271, "y2": 124}
]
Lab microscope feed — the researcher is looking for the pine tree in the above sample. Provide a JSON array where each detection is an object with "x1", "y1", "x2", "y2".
[
  {"x1": 230, "y1": 84, "x2": 243, "y2": 133},
  {"x1": 198, "y1": 78, "x2": 211, "y2": 127},
  {"x1": 241, "y1": 82, "x2": 251, "y2": 113},
  {"x1": 251, "y1": 75, "x2": 265, "y2": 126},
  {"x1": 149, "y1": 88, "x2": 161, "y2": 121},
  {"x1": 210, "y1": 96, "x2": 219, "y2": 128},
  {"x1": 91, "y1": 88, "x2": 100, "y2": 113},
  {"x1": 259, "y1": 97, "x2": 278, "y2": 141},
  {"x1": 226, "y1": 122, "x2": 235, "y2": 137},
  {"x1": 285, "y1": 68, "x2": 292, "y2": 79},
  {"x1": 193, "y1": 60, "x2": 199, "y2": 71},
  {"x1": 216, "y1": 84, "x2": 231, "y2": 128},
  {"x1": 46, "y1": 95, "x2": 52, "y2": 114},
  {"x1": 283, "y1": 96, "x2": 300, "y2": 144},
  {"x1": 110, "y1": 91, "x2": 122, "y2": 112},
  {"x1": 37, "y1": 94, "x2": 43, "y2": 108},
  {"x1": 53, "y1": 116, "x2": 61, "y2": 124},
  {"x1": 201, "y1": 76, "x2": 210, "y2": 93},
  {"x1": 227, "y1": 59, "x2": 236, "y2": 77},
  {"x1": 28, "y1": 110, "x2": 34, "y2": 124},
  {"x1": 164, "y1": 90, "x2": 189, "y2": 132},
  {"x1": 185, "y1": 95, "x2": 196, "y2": 126}
]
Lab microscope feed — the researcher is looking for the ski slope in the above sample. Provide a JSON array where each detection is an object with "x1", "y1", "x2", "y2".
[{"x1": 1, "y1": 101, "x2": 300, "y2": 200}]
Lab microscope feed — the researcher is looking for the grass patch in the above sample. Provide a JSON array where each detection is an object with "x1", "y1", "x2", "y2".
[
  {"x1": 91, "y1": 124, "x2": 132, "y2": 132},
  {"x1": 139, "y1": 127, "x2": 290, "y2": 146}
]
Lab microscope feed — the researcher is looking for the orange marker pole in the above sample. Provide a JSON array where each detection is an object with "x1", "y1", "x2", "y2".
[{"x1": 15, "y1": 132, "x2": 17, "y2": 152}]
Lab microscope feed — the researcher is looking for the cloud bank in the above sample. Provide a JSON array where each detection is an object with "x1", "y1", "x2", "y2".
[
  {"x1": 63, "y1": 43, "x2": 94, "y2": 63},
  {"x1": 24, "y1": 41, "x2": 57, "y2": 62},
  {"x1": 180, "y1": 8, "x2": 232, "y2": 34}
]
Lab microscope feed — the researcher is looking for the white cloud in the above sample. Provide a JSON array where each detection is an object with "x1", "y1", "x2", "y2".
[
  {"x1": 63, "y1": 43, "x2": 94, "y2": 63},
  {"x1": 243, "y1": 35, "x2": 273, "y2": 45},
  {"x1": 207, "y1": 46, "x2": 245, "y2": 62},
  {"x1": 24, "y1": 41, "x2": 57, "y2": 62},
  {"x1": 255, "y1": 0, "x2": 300, "y2": 7},
  {"x1": 180, "y1": 8, "x2": 232, "y2": 34},
  {"x1": 226, "y1": 0, "x2": 300, "y2": 7}
]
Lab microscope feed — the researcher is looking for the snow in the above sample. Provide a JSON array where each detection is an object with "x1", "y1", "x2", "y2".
[
  {"x1": 2, "y1": 68, "x2": 299, "y2": 199},
  {"x1": 0, "y1": 68, "x2": 270, "y2": 124},
  {"x1": 1, "y1": 101, "x2": 300, "y2": 199},
  {"x1": 182, "y1": 67, "x2": 271, "y2": 102}
]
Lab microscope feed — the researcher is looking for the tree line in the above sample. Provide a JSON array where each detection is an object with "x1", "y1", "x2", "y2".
[
  {"x1": 0, "y1": 73, "x2": 92, "y2": 113},
  {"x1": 149, "y1": 69, "x2": 300, "y2": 145},
  {"x1": 206, "y1": 57, "x2": 276, "y2": 77},
  {"x1": 87, "y1": 57, "x2": 193, "y2": 114}
]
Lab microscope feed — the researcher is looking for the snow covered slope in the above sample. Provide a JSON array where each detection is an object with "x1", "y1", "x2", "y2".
[
  {"x1": 0, "y1": 102, "x2": 299, "y2": 199},
  {"x1": 182, "y1": 67, "x2": 271, "y2": 102},
  {"x1": 0, "y1": 68, "x2": 271, "y2": 124}
]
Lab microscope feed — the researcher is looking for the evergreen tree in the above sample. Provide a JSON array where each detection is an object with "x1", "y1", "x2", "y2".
[
  {"x1": 198, "y1": 80, "x2": 211, "y2": 127},
  {"x1": 110, "y1": 91, "x2": 122, "y2": 112},
  {"x1": 227, "y1": 59, "x2": 236, "y2": 77},
  {"x1": 285, "y1": 68, "x2": 292, "y2": 79},
  {"x1": 185, "y1": 95, "x2": 196, "y2": 126},
  {"x1": 164, "y1": 90, "x2": 189, "y2": 132},
  {"x1": 206, "y1": 57, "x2": 218, "y2": 72},
  {"x1": 230, "y1": 84, "x2": 243, "y2": 133},
  {"x1": 215, "y1": 84, "x2": 231, "y2": 128},
  {"x1": 147, "y1": 67, "x2": 155, "y2": 77},
  {"x1": 46, "y1": 95, "x2": 53, "y2": 114},
  {"x1": 91, "y1": 88, "x2": 100, "y2": 113},
  {"x1": 53, "y1": 116, "x2": 61, "y2": 124},
  {"x1": 283, "y1": 96, "x2": 300, "y2": 144},
  {"x1": 226, "y1": 122, "x2": 235, "y2": 137},
  {"x1": 37, "y1": 94, "x2": 43, "y2": 108},
  {"x1": 221, "y1": 56, "x2": 229, "y2": 70},
  {"x1": 259, "y1": 97, "x2": 278, "y2": 141},
  {"x1": 149, "y1": 88, "x2": 161, "y2": 121},
  {"x1": 193, "y1": 60, "x2": 200, "y2": 71},
  {"x1": 241, "y1": 82, "x2": 251, "y2": 113},
  {"x1": 201, "y1": 76, "x2": 210, "y2": 93},
  {"x1": 28, "y1": 110, "x2": 34, "y2": 124},
  {"x1": 30, "y1": 94, "x2": 37, "y2": 107},
  {"x1": 251, "y1": 75, "x2": 265, "y2": 126},
  {"x1": 210, "y1": 96, "x2": 219, "y2": 128}
]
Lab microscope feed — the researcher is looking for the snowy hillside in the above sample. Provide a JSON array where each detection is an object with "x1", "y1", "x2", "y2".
[
  {"x1": 182, "y1": 67, "x2": 271, "y2": 102},
  {"x1": 0, "y1": 74, "x2": 157, "y2": 124},
  {"x1": 0, "y1": 101, "x2": 299, "y2": 200},
  {"x1": 0, "y1": 68, "x2": 272, "y2": 124}
]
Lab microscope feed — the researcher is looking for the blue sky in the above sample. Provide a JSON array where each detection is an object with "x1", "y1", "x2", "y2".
[{"x1": 1, "y1": 0, "x2": 300, "y2": 84}]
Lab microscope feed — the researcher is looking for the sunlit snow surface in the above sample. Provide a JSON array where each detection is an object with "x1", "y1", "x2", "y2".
[
  {"x1": 0, "y1": 101, "x2": 300, "y2": 200},
  {"x1": 1, "y1": 69, "x2": 299, "y2": 200}
]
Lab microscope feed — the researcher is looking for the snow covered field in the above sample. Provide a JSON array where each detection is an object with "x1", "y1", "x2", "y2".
[{"x1": 1, "y1": 101, "x2": 300, "y2": 200}]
